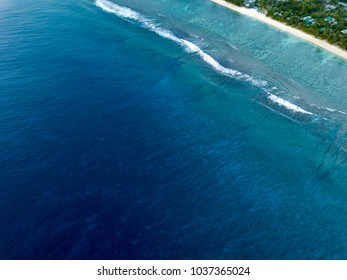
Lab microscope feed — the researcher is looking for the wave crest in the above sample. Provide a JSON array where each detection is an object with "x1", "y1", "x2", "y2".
[
  {"x1": 96, "y1": 0, "x2": 347, "y2": 119},
  {"x1": 95, "y1": 0, "x2": 267, "y2": 87}
]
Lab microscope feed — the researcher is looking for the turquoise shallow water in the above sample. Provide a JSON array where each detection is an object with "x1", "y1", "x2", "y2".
[{"x1": 1, "y1": 0, "x2": 347, "y2": 259}]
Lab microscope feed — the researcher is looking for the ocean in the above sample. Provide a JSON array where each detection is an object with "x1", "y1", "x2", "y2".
[{"x1": 1, "y1": 0, "x2": 347, "y2": 259}]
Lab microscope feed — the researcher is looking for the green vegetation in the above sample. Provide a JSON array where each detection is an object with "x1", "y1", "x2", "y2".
[{"x1": 226, "y1": 0, "x2": 347, "y2": 49}]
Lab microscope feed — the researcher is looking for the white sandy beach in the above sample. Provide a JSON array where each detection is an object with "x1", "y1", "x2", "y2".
[{"x1": 211, "y1": 0, "x2": 347, "y2": 60}]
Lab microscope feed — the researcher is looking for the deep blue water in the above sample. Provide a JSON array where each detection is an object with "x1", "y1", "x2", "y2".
[{"x1": 1, "y1": 0, "x2": 347, "y2": 259}]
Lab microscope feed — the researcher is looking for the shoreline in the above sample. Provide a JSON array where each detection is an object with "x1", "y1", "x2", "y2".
[{"x1": 211, "y1": 0, "x2": 347, "y2": 60}]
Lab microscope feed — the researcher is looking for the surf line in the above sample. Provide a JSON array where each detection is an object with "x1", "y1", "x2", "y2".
[
  {"x1": 267, "y1": 93, "x2": 313, "y2": 115},
  {"x1": 95, "y1": 0, "x2": 267, "y2": 88},
  {"x1": 96, "y1": 0, "x2": 315, "y2": 117}
]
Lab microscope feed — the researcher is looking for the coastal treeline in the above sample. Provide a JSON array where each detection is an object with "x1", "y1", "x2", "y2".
[{"x1": 227, "y1": 0, "x2": 347, "y2": 49}]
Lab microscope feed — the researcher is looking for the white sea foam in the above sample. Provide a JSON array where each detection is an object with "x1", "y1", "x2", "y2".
[
  {"x1": 95, "y1": 0, "x2": 267, "y2": 87},
  {"x1": 95, "y1": 0, "x2": 142, "y2": 20},
  {"x1": 95, "y1": 0, "x2": 322, "y2": 118},
  {"x1": 267, "y1": 93, "x2": 313, "y2": 115},
  {"x1": 324, "y1": 107, "x2": 347, "y2": 115}
]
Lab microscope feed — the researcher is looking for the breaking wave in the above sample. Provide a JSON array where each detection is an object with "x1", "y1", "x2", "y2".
[
  {"x1": 95, "y1": 0, "x2": 347, "y2": 123},
  {"x1": 267, "y1": 92, "x2": 314, "y2": 115},
  {"x1": 95, "y1": 0, "x2": 267, "y2": 87}
]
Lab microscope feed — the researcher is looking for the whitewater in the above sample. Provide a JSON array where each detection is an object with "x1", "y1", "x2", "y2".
[{"x1": 95, "y1": 0, "x2": 320, "y2": 118}]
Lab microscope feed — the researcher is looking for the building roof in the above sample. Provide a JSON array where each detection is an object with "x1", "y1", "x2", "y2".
[
  {"x1": 301, "y1": 16, "x2": 315, "y2": 23},
  {"x1": 325, "y1": 4, "x2": 337, "y2": 10},
  {"x1": 325, "y1": 16, "x2": 336, "y2": 22}
]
